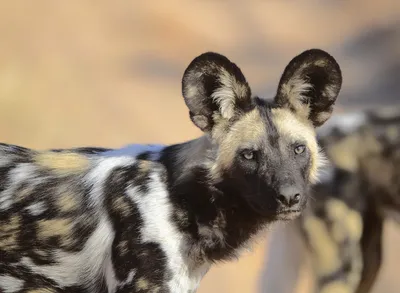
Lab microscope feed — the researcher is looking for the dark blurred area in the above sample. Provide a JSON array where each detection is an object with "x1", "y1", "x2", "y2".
[{"x1": 0, "y1": 1, "x2": 399, "y2": 292}]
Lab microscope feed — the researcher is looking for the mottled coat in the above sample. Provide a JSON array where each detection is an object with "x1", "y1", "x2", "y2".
[
  {"x1": 261, "y1": 107, "x2": 400, "y2": 293},
  {"x1": 0, "y1": 49, "x2": 342, "y2": 293}
]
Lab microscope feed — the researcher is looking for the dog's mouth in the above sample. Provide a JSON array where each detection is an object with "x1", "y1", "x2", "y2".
[
  {"x1": 247, "y1": 200, "x2": 302, "y2": 221},
  {"x1": 275, "y1": 209, "x2": 302, "y2": 221}
]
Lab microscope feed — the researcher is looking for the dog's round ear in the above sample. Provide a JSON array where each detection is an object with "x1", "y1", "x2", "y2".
[
  {"x1": 182, "y1": 52, "x2": 252, "y2": 132},
  {"x1": 274, "y1": 49, "x2": 342, "y2": 127}
]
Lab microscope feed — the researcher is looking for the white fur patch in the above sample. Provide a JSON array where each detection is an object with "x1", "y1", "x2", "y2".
[
  {"x1": 128, "y1": 169, "x2": 209, "y2": 292},
  {"x1": 119, "y1": 270, "x2": 136, "y2": 288},
  {"x1": 25, "y1": 201, "x2": 47, "y2": 216},
  {"x1": 19, "y1": 216, "x2": 114, "y2": 290},
  {"x1": 0, "y1": 156, "x2": 12, "y2": 166},
  {"x1": 0, "y1": 275, "x2": 25, "y2": 293},
  {"x1": 280, "y1": 77, "x2": 313, "y2": 116},
  {"x1": 0, "y1": 164, "x2": 38, "y2": 211},
  {"x1": 85, "y1": 157, "x2": 135, "y2": 207},
  {"x1": 211, "y1": 68, "x2": 249, "y2": 120},
  {"x1": 103, "y1": 244, "x2": 118, "y2": 293}
]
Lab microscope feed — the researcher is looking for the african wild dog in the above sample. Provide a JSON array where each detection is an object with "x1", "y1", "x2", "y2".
[
  {"x1": 0, "y1": 49, "x2": 342, "y2": 293},
  {"x1": 260, "y1": 107, "x2": 400, "y2": 293}
]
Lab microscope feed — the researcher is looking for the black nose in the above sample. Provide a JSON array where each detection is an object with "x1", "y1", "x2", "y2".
[{"x1": 277, "y1": 185, "x2": 301, "y2": 207}]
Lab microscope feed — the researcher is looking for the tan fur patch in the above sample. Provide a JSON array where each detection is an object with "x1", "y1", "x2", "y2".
[
  {"x1": 326, "y1": 199, "x2": 363, "y2": 242},
  {"x1": 138, "y1": 160, "x2": 150, "y2": 173},
  {"x1": 327, "y1": 130, "x2": 382, "y2": 172},
  {"x1": 0, "y1": 215, "x2": 21, "y2": 251},
  {"x1": 303, "y1": 215, "x2": 341, "y2": 276},
  {"x1": 326, "y1": 198, "x2": 348, "y2": 220},
  {"x1": 304, "y1": 200, "x2": 363, "y2": 288},
  {"x1": 37, "y1": 218, "x2": 73, "y2": 239},
  {"x1": 112, "y1": 196, "x2": 132, "y2": 218},
  {"x1": 211, "y1": 108, "x2": 266, "y2": 176},
  {"x1": 58, "y1": 189, "x2": 79, "y2": 213},
  {"x1": 210, "y1": 115, "x2": 230, "y2": 143},
  {"x1": 15, "y1": 185, "x2": 34, "y2": 201},
  {"x1": 386, "y1": 125, "x2": 399, "y2": 142},
  {"x1": 330, "y1": 222, "x2": 347, "y2": 244},
  {"x1": 315, "y1": 111, "x2": 332, "y2": 125},
  {"x1": 15, "y1": 185, "x2": 35, "y2": 202},
  {"x1": 345, "y1": 211, "x2": 363, "y2": 241},
  {"x1": 320, "y1": 281, "x2": 351, "y2": 293},
  {"x1": 314, "y1": 59, "x2": 328, "y2": 67},
  {"x1": 117, "y1": 240, "x2": 129, "y2": 256},
  {"x1": 27, "y1": 289, "x2": 56, "y2": 293},
  {"x1": 211, "y1": 67, "x2": 250, "y2": 120},
  {"x1": 328, "y1": 136, "x2": 360, "y2": 172},
  {"x1": 271, "y1": 108, "x2": 323, "y2": 183},
  {"x1": 280, "y1": 77, "x2": 312, "y2": 118},
  {"x1": 35, "y1": 152, "x2": 89, "y2": 174},
  {"x1": 34, "y1": 249, "x2": 50, "y2": 257},
  {"x1": 346, "y1": 248, "x2": 363, "y2": 287},
  {"x1": 136, "y1": 278, "x2": 150, "y2": 291}
]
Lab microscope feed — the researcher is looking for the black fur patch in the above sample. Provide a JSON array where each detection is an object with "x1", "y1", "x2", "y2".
[
  {"x1": 104, "y1": 165, "x2": 171, "y2": 290},
  {"x1": 51, "y1": 147, "x2": 112, "y2": 155},
  {"x1": 159, "y1": 150, "x2": 267, "y2": 262}
]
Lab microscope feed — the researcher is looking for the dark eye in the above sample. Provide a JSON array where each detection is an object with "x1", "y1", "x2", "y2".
[
  {"x1": 294, "y1": 145, "x2": 306, "y2": 155},
  {"x1": 242, "y1": 150, "x2": 255, "y2": 160}
]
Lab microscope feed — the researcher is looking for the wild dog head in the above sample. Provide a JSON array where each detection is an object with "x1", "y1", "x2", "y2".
[{"x1": 182, "y1": 49, "x2": 342, "y2": 220}]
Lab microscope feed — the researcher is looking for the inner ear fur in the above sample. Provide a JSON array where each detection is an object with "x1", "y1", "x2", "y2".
[
  {"x1": 275, "y1": 49, "x2": 342, "y2": 127},
  {"x1": 182, "y1": 52, "x2": 252, "y2": 132}
]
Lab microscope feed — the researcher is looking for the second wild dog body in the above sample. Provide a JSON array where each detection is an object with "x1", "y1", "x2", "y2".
[
  {"x1": 0, "y1": 49, "x2": 342, "y2": 293},
  {"x1": 261, "y1": 107, "x2": 400, "y2": 293}
]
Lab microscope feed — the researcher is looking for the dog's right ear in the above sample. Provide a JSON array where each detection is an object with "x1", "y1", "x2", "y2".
[
  {"x1": 274, "y1": 49, "x2": 342, "y2": 127},
  {"x1": 182, "y1": 52, "x2": 253, "y2": 132}
]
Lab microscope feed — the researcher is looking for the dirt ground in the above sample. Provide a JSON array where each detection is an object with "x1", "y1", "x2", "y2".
[{"x1": 0, "y1": 1, "x2": 399, "y2": 292}]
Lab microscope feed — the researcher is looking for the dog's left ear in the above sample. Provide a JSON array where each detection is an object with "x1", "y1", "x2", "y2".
[
  {"x1": 182, "y1": 52, "x2": 252, "y2": 132},
  {"x1": 274, "y1": 49, "x2": 342, "y2": 127}
]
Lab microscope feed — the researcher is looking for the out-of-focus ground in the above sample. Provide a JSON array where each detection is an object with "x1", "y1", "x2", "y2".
[{"x1": 0, "y1": 1, "x2": 399, "y2": 292}]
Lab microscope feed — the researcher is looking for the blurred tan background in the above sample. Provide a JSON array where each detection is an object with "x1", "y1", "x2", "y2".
[{"x1": 0, "y1": 1, "x2": 399, "y2": 292}]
